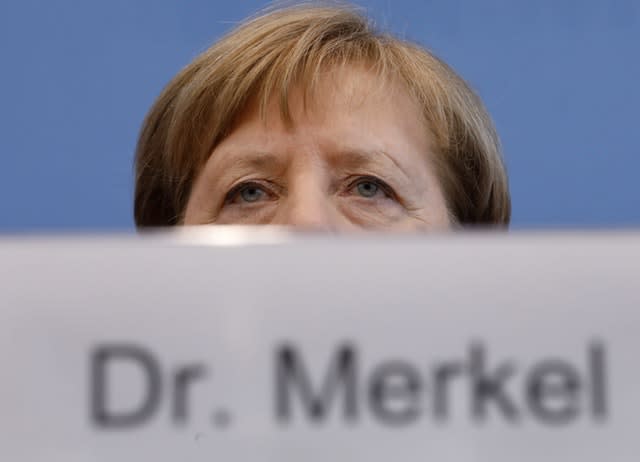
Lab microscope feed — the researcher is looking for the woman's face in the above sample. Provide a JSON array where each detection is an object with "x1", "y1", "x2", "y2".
[{"x1": 183, "y1": 66, "x2": 451, "y2": 231}]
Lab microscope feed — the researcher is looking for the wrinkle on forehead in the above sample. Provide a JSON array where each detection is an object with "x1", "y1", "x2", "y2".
[{"x1": 219, "y1": 64, "x2": 436, "y2": 182}]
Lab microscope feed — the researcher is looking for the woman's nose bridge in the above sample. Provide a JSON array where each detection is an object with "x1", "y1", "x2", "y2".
[{"x1": 281, "y1": 170, "x2": 336, "y2": 230}]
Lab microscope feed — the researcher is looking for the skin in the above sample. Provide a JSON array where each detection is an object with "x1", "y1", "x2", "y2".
[{"x1": 183, "y1": 66, "x2": 451, "y2": 232}]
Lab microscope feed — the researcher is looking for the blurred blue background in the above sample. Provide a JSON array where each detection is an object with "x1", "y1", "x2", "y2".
[{"x1": 0, "y1": 0, "x2": 638, "y2": 231}]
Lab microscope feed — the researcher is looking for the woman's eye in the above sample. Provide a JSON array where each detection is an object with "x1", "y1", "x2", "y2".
[
  {"x1": 356, "y1": 180, "x2": 380, "y2": 198},
  {"x1": 225, "y1": 182, "x2": 273, "y2": 204},
  {"x1": 239, "y1": 185, "x2": 266, "y2": 202},
  {"x1": 350, "y1": 177, "x2": 393, "y2": 200}
]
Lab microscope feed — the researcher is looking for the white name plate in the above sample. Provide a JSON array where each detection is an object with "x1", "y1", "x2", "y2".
[{"x1": 0, "y1": 229, "x2": 639, "y2": 461}]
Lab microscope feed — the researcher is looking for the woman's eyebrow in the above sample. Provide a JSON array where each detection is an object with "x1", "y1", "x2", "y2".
[
  {"x1": 213, "y1": 151, "x2": 286, "y2": 176},
  {"x1": 211, "y1": 148, "x2": 413, "y2": 182},
  {"x1": 328, "y1": 149, "x2": 412, "y2": 182}
]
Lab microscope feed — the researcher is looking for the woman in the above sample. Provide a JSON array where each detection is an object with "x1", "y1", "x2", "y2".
[{"x1": 134, "y1": 3, "x2": 510, "y2": 230}]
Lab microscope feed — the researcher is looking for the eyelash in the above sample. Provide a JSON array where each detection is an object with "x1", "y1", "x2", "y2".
[
  {"x1": 224, "y1": 180, "x2": 277, "y2": 204},
  {"x1": 344, "y1": 175, "x2": 396, "y2": 199},
  {"x1": 223, "y1": 176, "x2": 397, "y2": 204}
]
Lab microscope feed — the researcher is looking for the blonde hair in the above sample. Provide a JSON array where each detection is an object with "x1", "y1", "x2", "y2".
[{"x1": 134, "y1": 3, "x2": 510, "y2": 226}]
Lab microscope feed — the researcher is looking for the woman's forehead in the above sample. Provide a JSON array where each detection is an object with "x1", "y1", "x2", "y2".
[
  {"x1": 206, "y1": 65, "x2": 435, "y2": 186},
  {"x1": 234, "y1": 64, "x2": 421, "y2": 130}
]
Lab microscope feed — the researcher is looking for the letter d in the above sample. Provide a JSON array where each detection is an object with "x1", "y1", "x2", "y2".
[{"x1": 90, "y1": 344, "x2": 161, "y2": 428}]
